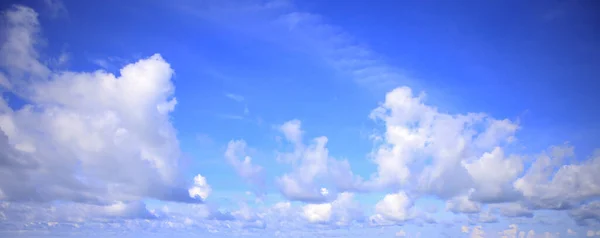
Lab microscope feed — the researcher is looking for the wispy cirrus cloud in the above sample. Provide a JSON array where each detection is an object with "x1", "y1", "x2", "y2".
[
  {"x1": 175, "y1": 0, "x2": 411, "y2": 92},
  {"x1": 225, "y1": 93, "x2": 245, "y2": 102}
]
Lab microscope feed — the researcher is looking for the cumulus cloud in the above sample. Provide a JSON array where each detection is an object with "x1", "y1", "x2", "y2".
[
  {"x1": 301, "y1": 192, "x2": 363, "y2": 226},
  {"x1": 275, "y1": 119, "x2": 358, "y2": 202},
  {"x1": 302, "y1": 203, "x2": 332, "y2": 223},
  {"x1": 470, "y1": 226, "x2": 485, "y2": 238},
  {"x1": 224, "y1": 140, "x2": 264, "y2": 194},
  {"x1": 515, "y1": 147, "x2": 600, "y2": 209},
  {"x1": 188, "y1": 174, "x2": 211, "y2": 200},
  {"x1": 446, "y1": 195, "x2": 481, "y2": 214},
  {"x1": 0, "y1": 4, "x2": 208, "y2": 227},
  {"x1": 499, "y1": 224, "x2": 519, "y2": 238},
  {"x1": 369, "y1": 191, "x2": 413, "y2": 225},
  {"x1": 366, "y1": 86, "x2": 520, "y2": 201}
]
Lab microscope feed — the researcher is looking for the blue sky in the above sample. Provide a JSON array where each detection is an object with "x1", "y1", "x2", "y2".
[{"x1": 0, "y1": 0, "x2": 599, "y2": 237}]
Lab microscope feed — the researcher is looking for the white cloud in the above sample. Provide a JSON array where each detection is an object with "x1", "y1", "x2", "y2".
[
  {"x1": 471, "y1": 226, "x2": 485, "y2": 238},
  {"x1": 275, "y1": 120, "x2": 334, "y2": 202},
  {"x1": 302, "y1": 203, "x2": 332, "y2": 223},
  {"x1": 279, "y1": 119, "x2": 303, "y2": 146},
  {"x1": 366, "y1": 86, "x2": 519, "y2": 201},
  {"x1": 566, "y1": 228, "x2": 576, "y2": 236},
  {"x1": 301, "y1": 192, "x2": 362, "y2": 226},
  {"x1": 462, "y1": 225, "x2": 470, "y2": 233},
  {"x1": 395, "y1": 230, "x2": 406, "y2": 237},
  {"x1": 499, "y1": 224, "x2": 519, "y2": 238},
  {"x1": 224, "y1": 140, "x2": 264, "y2": 194},
  {"x1": 188, "y1": 174, "x2": 211, "y2": 200},
  {"x1": 0, "y1": 5, "x2": 204, "y2": 205},
  {"x1": 515, "y1": 147, "x2": 600, "y2": 209},
  {"x1": 370, "y1": 190, "x2": 412, "y2": 224},
  {"x1": 463, "y1": 147, "x2": 523, "y2": 202}
]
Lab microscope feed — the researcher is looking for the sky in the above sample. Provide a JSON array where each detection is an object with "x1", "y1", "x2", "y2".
[{"x1": 0, "y1": 0, "x2": 599, "y2": 237}]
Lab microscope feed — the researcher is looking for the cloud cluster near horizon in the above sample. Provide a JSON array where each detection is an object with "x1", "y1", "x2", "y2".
[{"x1": 0, "y1": 2, "x2": 599, "y2": 238}]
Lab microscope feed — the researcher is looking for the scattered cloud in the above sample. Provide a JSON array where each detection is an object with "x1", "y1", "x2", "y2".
[
  {"x1": 224, "y1": 140, "x2": 265, "y2": 195},
  {"x1": 43, "y1": 0, "x2": 67, "y2": 18},
  {"x1": 1, "y1": 1, "x2": 599, "y2": 237},
  {"x1": 225, "y1": 93, "x2": 245, "y2": 102}
]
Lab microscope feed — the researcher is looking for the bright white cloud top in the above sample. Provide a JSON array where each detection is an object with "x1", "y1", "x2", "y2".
[{"x1": 0, "y1": 1, "x2": 599, "y2": 238}]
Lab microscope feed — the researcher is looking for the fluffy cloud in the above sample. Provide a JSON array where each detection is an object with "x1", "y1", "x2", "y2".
[
  {"x1": 302, "y1": 203, "x2": 332, "y2": 223},
  {"x1": 515, "y1": 147, "x2": 600, "y2": 209},
  {"x1": 463, "y1": 147, "x2": 524, "y2": 203},
  {"x1": 369, "y1": 191, "x2": 413, "y2": 225},
  {"x1": 499, "y1": 224, "x2": 519, "y2": 238},
  {"x1": 224, "y1": 140, "x2": 264, "y2": 194},
  {"x1": 366, "y1": 86, "x2": 520, "y2": 201},
  {"x1": 188, "y1": 174, "x2": 211, "y2": 200},
  {"x1": 301, "y1": 192, "x2": 363, "y2": 226},
  {"x1": 446, "y1": 195, "x2": 481, "y2": 214},
  {"x1": 470, "y1": 226, "x2": 485, "y2": 238},
  {"x1": 275, "y1": 120, "x2": 327, "y2": 202},
  {"x1": 0, "y1": 4, "x2": 210, "y2": 230},
  {"x1": 275, "y1": 119, "x2": 359, "y2": 202}
]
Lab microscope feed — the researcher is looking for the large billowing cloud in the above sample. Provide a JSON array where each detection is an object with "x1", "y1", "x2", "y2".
[
  {"x1": 0, "y1": 5, "x2": 207, "y2": 210},
  {"x1": 366, "y1": 86, "x2": 521, "y2": 201}
]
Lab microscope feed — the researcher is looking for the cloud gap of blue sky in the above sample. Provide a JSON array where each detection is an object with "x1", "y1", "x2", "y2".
[{"x1": 0, "y1": 0, "x2": 599, "y2": 237}]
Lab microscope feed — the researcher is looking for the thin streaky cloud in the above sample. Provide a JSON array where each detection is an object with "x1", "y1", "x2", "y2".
[{"x1": 225, "y1": 93, "x2": 245, "y2": 102}]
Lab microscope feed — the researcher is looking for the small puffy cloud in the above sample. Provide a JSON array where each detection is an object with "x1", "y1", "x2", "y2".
[
  {"x1": 370, "y1": 190, "x2": 412, "y2": 224},
  {"x1": 395, "y1": 230, "x2": 406, "y2": 237},
  {"x1": 462, "y1": 225, "x2": 470, "y2": 233},
  {"x1": 301, "y1": 192, "x2": 363, "y2": 226},
  {"x1": 471, "y1": 226, "x2": 485, "y2": 238},
  {"x1": 188, "y1": 174, "x2": 211, "y2": 200},
  {"x1": 499, "y1": 224, "x2": 518, "y2": 238},
  {"x1": 302, "y1": 203, "x2": 332, "y2": 223},
  {"x1": 566, "y1": 228, "x2": 576, "y2": 236},
  {"x1": 279, "y1": 119, "x2": 303, "y2": 145}
]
